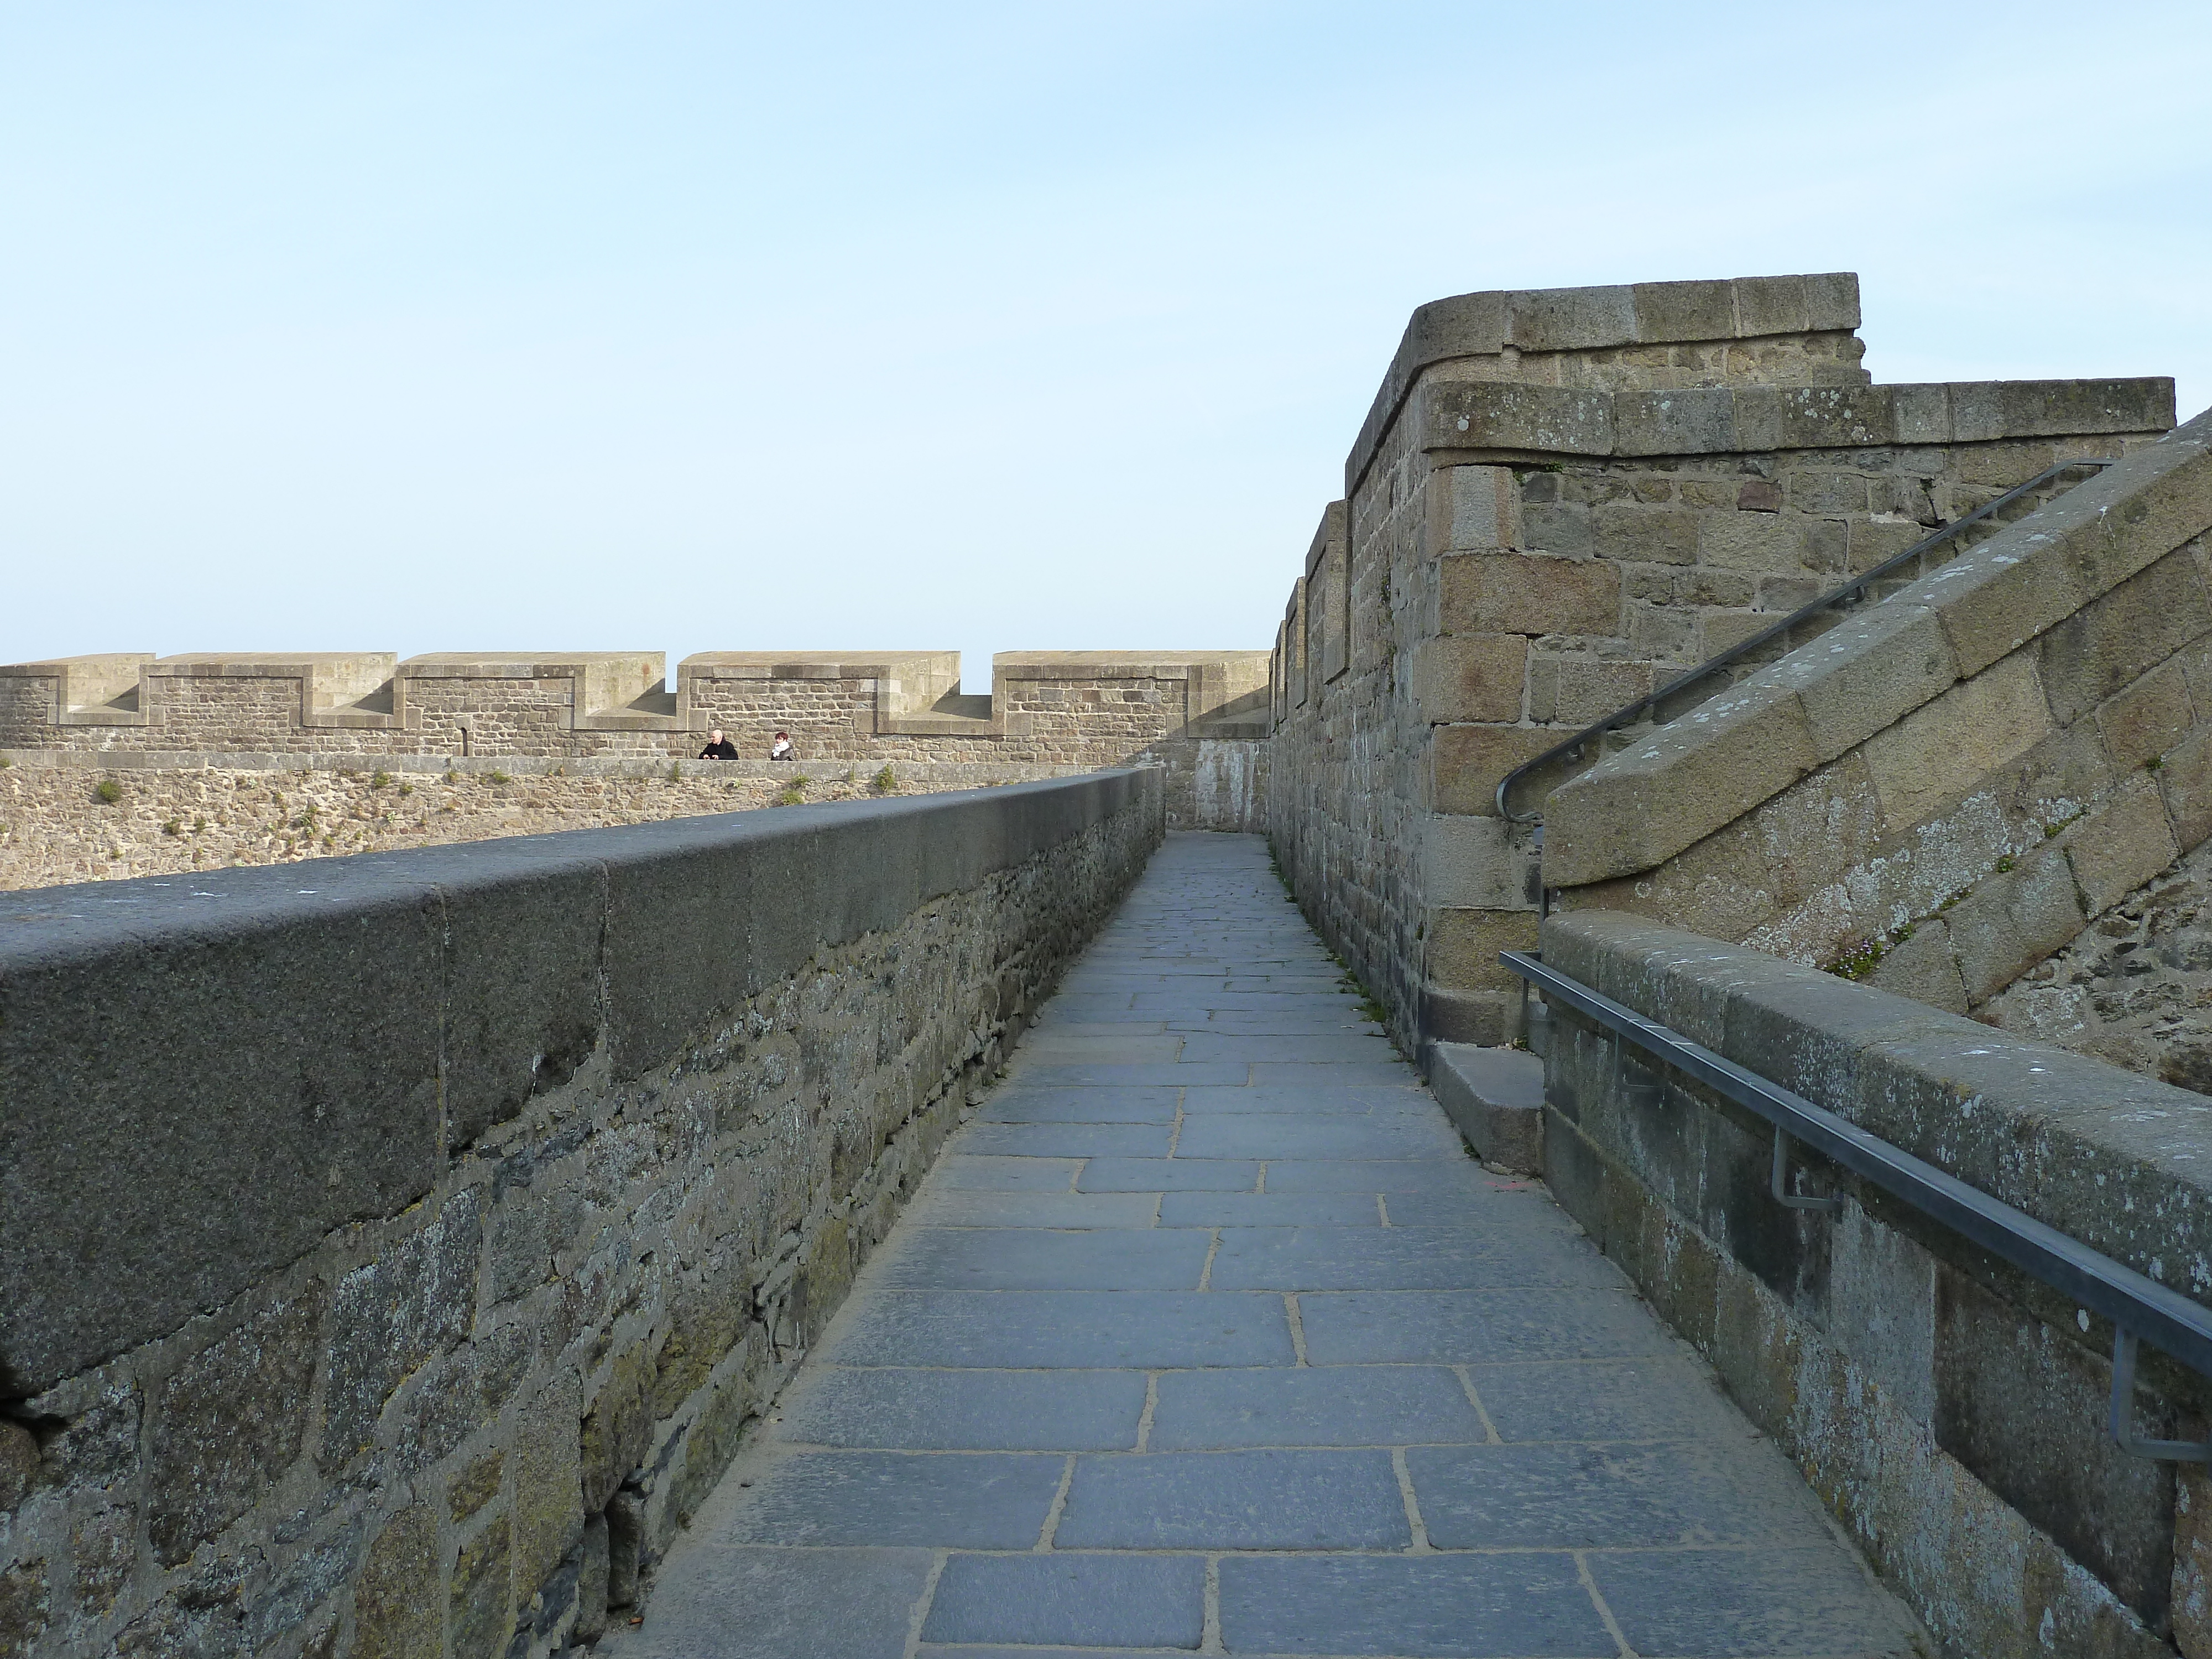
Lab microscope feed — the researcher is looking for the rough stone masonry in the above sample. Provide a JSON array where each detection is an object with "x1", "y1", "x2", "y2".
[{"x1": 0, "y1": 771, "x2": 1161, "y2": 1658}]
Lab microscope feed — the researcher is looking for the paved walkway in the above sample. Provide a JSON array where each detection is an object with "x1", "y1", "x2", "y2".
[{"x1": 611, "y1": 834, "x2": 1921, "y2": 1658}]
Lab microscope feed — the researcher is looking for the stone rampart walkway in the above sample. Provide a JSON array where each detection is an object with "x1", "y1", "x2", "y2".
[{"x1": 608, "y1": 834, "x2": 1921, "y2": 1658}]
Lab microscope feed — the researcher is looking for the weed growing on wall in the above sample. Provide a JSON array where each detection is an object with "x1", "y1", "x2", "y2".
[
  {"x1": 94, "y1": 779, "x2": 121, "y2": 804},
  {"x1": 873, "y1": 766, "x2": 898, "y2": 795}
]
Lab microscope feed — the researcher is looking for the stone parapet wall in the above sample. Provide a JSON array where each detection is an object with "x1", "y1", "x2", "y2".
[
  {"x1": 1266, "y1": 268, "x2": 2178, "y2": 1056},
  {"x1": 1543, "y1": 409, "x2": 2212, "y2": 1022},
  {"x1": 0, "y1": 769, "x2": 1164, "y2": 1659},
  {"x1": 1536, "y1": 909, "x2": 2212, "y2": 1657}
]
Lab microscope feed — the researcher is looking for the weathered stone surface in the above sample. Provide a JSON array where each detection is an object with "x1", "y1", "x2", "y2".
[
  {"x1": 448, "y1": 1449, "x2": 504, "y2": 1522},
  {"x1": 582, "y1": 1340, "x2": 656, "y2": 1514},
  {"x1": 0, "y1": 1561, "x2": 47, "y2": 1659},
  {"x1": 1440, "y1": 552, "x2": 1620, "y2": 637},
  {"x1": 70, "y1": 1503, "x2": 134, "y2": 1619},
  {"x1": 2063, "y1": 781, "x2": 2179, "y2": 919},
  {"x1": 1412, "y1": 636, "x2": 1526, "y2": 724},
  {"x1": 0, "y1": 860, "x2": 445, "y2": 1398},
  {"x1": 1427, "y1": 1042, "x2": 1543, "y2": 1171},
  {"x1": 513, "y1": 1369, "x2": 584, "y2": 1598},
  {"x1": 2100, "y1": 658, "x2": 2195, "y2": 772},
  {"x1": 606, "y1": 1490, "x2": 643, "y2": 1609},
  {"x1": 0, "y1": 1421, "x2": 35, "y2": 1512},
  {"x1": 1544, "y1": 679, "x2": 1819, "y2": 886},
  {"x1": 1783, "y1": 602, "x2": 1959, "y2": 763},
  {"x1": 1860, "y1": 651, "x2": 2052, "y2": 833},
  {"x1": 149, "y1": 1292, "x2": 321, "y2": 1564},
  {"x1": 1425, "y1": 907, "x2": 1538, "y2": 994},
  {"x1": 449, "y1": 1511, "x2": 513, "y2": 1659},
  {"x1": 1430, "y1": 725, "x2": 1556, "y2": 816},
  {"x1": 1430, "y1": 465, "x2": 1520, "y2": 552},
  {"x1": 353, "y1": 1505, "x2": 440, "y2": 1659},
  {"x1": 321, "y1": 1190, "x2": 482, "y2": 1471},
  {"x1": 575, "y1": 1511, "x2": 611, "y2": 1643},
  {"x1": 1423, "y1": 816, "x2": 1535, "y2": 912},
  {"x1": 2039, "y1": 546, "x2": 2212, "y2": 728}
]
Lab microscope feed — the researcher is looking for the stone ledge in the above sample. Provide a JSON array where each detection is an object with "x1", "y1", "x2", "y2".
[
  {"x1": 0, "y1": 768, "x2": 1162, "y2": 1396},
  {"x1": 1425, "y1": 1042, "x2": 1543, "y2": 1171},
  {"x1": 1541, "y1": 908, "x2": 2212, "y2": 1307},
  {"x1": 1417, "y1": 377, "x2": 2175, "y2": 465},
  {"x1": 1349, "y1": 273, "x2": 1865, "y2": 488}
]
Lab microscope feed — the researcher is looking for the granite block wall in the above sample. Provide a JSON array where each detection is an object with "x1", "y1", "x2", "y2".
[
  {"x1": 1266, "y1": 270, "x2": 2178, "y2": 1056},
  {"x1": 0, "y1": 770, "x2": 1163, "y2": 1659}
]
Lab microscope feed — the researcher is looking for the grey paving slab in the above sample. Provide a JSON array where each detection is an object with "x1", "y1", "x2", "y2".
[
  {"x1": 1208, "y1": 1226, "x2": 1627, "y2": 1291},
  {"x1": 1148, "y1": 1364, "x2": 1489, "y2": 1449},
  {"x1": 1175, "y1": 1113, "x2": 1465, "y2": 1160},
  {"x1": 957, "y1": 1120, "x2": 1177, "y2": 1158},
  {"x1": 1589, "y1": 1545, "x2": 1922, "y2": 1656},
  {"x1": 1177, "y1": 1033, "x2": 1404, "y2": 1063},
  {"x1": 612, "y1": 1545, "x2": 935, "y2": 1659},
  {"x1": 934, "y1": 1154, "x2": 1081, "y2": 1191},
  {"x1": 907, "y1": 1189, "x2": 1160, "y2": 1229},
  {"x1": 1020, "y1": 1062, "x2": 1249, "y2": 1086},
  {"x1": 1011, "y1": 1039, "x2": 1187, "y2": 1070},
  {"x1": 1178, "y1": 1083, "x2": 1426, "y2": 1114},
  {"x1": 822, "y1": 1291, "x2": 1296, "y2": 1368},
  {"x1": 1381, "y1": 1186, "x2": 1580, "y2": 1228},
  {"x1": 880, "y1": 1227, "x2": 1207, "y2": 1290},
  {"x1": 1467, "y1": 1356, "x2": 1754, "y2": 1442},
  {"x1": 1131, "y1": 990, "x2": 1365, "y2": 1012},
  {"x1": 1032, "y1": 995, "x2": 1137, "y2": 1022},
  {"x1": 1077, "y1": 1157, "x2": 1260, "y2": 1191},
  {"x1": 1297, "y1": 1290, "x2": 1679, "y2": 1364},
  {"x1": 1216, "y1": 1553, "x2": 1616, "y2": 1657},
  {"x1": 1167, "y1": 1013, "x2": 1385, "y2": 1033},
  {"x1": 1261, "y1": 1159, "x2": 1484, "y2": 1194},
  {"x1": 720, "y1": 1450, "x2": 1065, "y2": 1547},
  {"x1": 975, "y1": 1086, "x2": 1181, "y2": 1123},
  {"x1": 775, "y1": 1368, "x2": 1148, "y2": 1451},
  {"x1": 920, "y1": 1553, "x2": 1207, "y2": 1649},
  {"x1": 1408, "y1": 1441, "x2": 1834, "y2": 1549},
  {"x1": 1005, "y1": 1019, "x2": 1169, "y2": 1036},
  {"x1": 1252, "y1": 1060, "x2": 1421, "y2": 1086},
  {"x1": 1055, "y1": 1448, "x2": 1411, "y2": 1548},
  {"x1": 1156, "y1": 1190, "x2": 1382, "y2": 1227},
  {"x1": 618, "y1": 834, "x2": 1918, "y2": 1659}
]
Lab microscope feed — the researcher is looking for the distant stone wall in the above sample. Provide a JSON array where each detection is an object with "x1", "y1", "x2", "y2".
[
  {"x1": 1537, "y1": 909, "x2": 2212, "y2": 1657},
  {"x1": 1265, "y1": 270, "x2": 2177, "y2": 1054},
  {"x1": 0, "y1": 751, "x2": 1098, "y2": 892},
  {"x1": 1544, "y1": 410, "x2": 2212, "y2": 1025},
  {"x1": 0, "y1": 770, "x2": 1162, "y2": 1659},
  {"x1": 0, "y1": 651, "x2": 1269, "y2": 838}
]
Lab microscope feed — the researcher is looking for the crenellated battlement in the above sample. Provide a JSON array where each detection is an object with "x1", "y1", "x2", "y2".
[{"x1": 0, "y1": 649, "x2": 1271, "y2": 764}]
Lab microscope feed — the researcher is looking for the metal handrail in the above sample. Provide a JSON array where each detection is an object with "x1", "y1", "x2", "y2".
[
  {"x1": 1503, "y1": 947, "x2": 2212, "y2": 1460},
  {"x1": 1494, "y1": 458, "x2": 2117, "y2": 823}
]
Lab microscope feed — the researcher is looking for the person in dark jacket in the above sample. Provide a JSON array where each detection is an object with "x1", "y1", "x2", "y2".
[
  {"x1": 698, "y1": 729, "x2": 738, "y2": 760},
  {"x1": 769, "y1": 731, "x2": 795, "y2": 761}
]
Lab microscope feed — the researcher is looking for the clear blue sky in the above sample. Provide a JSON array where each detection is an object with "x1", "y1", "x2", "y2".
[{"x1": 4, "y1": 2, "x2": 2206, "y2": 688}]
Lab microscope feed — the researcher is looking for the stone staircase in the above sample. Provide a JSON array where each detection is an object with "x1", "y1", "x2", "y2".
[{"x1": 1499, "y1": 457, "x2": 2120, "y2": 823}]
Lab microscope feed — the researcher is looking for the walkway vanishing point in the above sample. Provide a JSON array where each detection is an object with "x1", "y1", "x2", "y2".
[{"x1": 607, "y1": 835, "x2": 1925, "y2": 1658}]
